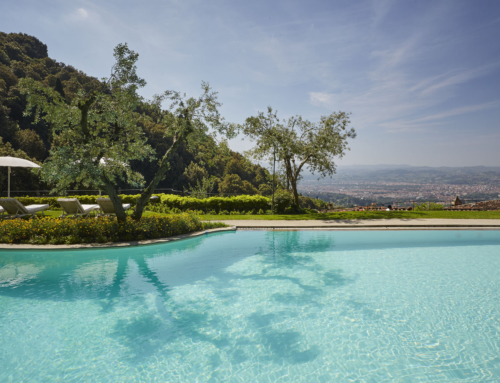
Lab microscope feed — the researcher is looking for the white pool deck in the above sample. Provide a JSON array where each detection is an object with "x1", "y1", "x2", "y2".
[
  {"x1": 214, "y1": 219, "x2": 500, "y2": 229},
  {"x1": 1, "y1": 220, "x2": 499, "y2": 249}
]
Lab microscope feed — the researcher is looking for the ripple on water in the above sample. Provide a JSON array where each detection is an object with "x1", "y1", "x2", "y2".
[{"x1": 0, "y1": 230, "x2": 500, "y2": 382}]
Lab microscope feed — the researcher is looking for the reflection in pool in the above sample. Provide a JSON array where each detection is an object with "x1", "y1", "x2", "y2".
[{"x1": 1, "y1": 230, "x2": 500, "y2": 382}]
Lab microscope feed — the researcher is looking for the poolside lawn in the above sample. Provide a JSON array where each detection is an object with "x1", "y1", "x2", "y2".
[
  {"x1": 29, "y1": 210, "x2": 500, "y2": 221},
  {"x1": 200, "y1": 210, "x2": 500, "y2": 220}
]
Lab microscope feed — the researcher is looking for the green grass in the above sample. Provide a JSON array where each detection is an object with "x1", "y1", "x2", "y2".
[
  {"x1": 29, "y1": 209, "x2": 500, "y2": 221},
  {"x1": 200, "y1": 210, "x2": 500, "y2": 220}
]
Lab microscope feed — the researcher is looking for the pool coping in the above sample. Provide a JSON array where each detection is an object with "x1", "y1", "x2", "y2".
[
  {"x1": 0, "y1": 226, "x2": 237, "y2": 250},
  {"x1": 237, "y1": 226, "x2": 500, "y2": 230},
  {"x1": 2, "y1": 221, "x2": 500, "y2": 249},
  {"x1": 213, "y1": 218, "x2": 500, "y2": 229}
]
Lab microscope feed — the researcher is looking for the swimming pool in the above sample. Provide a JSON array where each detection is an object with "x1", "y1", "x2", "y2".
[{"x1": 1, "y1": 230, "x2": 499, "y2": 382}]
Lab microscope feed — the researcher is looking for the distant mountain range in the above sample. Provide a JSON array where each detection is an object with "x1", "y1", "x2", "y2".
[{"x1": 301, "y1": 165, "x2": 500, "y2": 185}]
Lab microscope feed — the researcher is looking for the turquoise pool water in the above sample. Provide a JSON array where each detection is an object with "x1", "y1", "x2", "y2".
[{"x1": 1, "y1": 230, "x2": 500, "y2": 382}]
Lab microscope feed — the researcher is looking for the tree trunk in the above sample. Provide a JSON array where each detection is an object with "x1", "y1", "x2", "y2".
[
  {"x1": 131, "y1": 124, "x2": 191, "y2": 221},
  {"x1": 102, "y1": 179, "x2": 127, "y2": 222},
  {"x1": 289, "y1": 175, "x2": 300, "y2": 207},
  {"x1": 284, "y1": 158, "x2": 293, "y2": 192}
]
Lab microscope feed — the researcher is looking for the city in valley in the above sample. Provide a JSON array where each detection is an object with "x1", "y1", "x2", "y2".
[{"x1": 299, "y1": 165, "x2": 500, "y2": 207}]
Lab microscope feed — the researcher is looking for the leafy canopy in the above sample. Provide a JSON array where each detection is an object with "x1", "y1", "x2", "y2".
[
  {"x1": 243, "y1": 107, "x2": 356, "y2": 205},
  {"x1": 19, "y1": 43, "x2": 153, "y2": 194}
]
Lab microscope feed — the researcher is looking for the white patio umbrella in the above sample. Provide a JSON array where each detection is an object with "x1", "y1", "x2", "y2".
[{"x1": 0, "y1": 156, "x2": 41, "y2": 197}]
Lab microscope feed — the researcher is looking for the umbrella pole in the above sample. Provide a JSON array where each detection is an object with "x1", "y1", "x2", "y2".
[{"x1": 7, "y1": 166, "x2": 10, "y2": 198}]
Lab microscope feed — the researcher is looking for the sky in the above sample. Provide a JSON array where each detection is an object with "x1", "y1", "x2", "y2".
[{"x1": 1, "y1": 0, "x2": 500, "y2": 167}]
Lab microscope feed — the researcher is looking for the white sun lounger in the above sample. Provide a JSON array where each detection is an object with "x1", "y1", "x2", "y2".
[
  {"x1": 96, "y1": 198, "x2": 131, "y2": 217},
  {"x1": 0, "y1": 198, "x2": 49, "y2": 219},
  {"x1": 58, "y1": 198, "x2": 100, "y2": 218}
]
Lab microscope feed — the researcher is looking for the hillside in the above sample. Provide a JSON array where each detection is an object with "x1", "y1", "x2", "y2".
[{"x1": 0, "y1": 32, "x2": 271, "y2": 196}]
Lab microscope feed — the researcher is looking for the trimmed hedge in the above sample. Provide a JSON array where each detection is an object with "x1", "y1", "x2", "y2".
[
  {"x1": 0, "y1": 214, "x2": 227, "y2": 245},
  {"x1": 159, "y1": 194, "x2": 270, "y2": 213},
  {"x1": 3, "y1": 194, "x2": 271, "y2": 212}
]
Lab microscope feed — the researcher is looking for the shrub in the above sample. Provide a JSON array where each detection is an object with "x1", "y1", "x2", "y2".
[
  {"x1": 220, "y1": 210, "x2": 229, "y2": 215},
  {"x1": 258, "y1": 209, "x2": 264, "y2": 215},
  {"x1": 299, "y1": 196, "x2": 328, "y2": 210},
  {"x1": 230, "y1": 210, "x2": 240, "y2": 215},
  {"x1": 271, "y1": 190, "x2": 294, "y2": 213},
  {"x1": 302, "y1": 208, "x2": 318, "y2": 214},
  {"x1": 171, "y1": 207, "x2": 181, "y2": 214},
  {"x1": 0, "y1": 214, "x2": 227, "y2": 245},
  {"x1": 208, "y1": 210, "x2": 216, "y2": 215},
  {"x1": 414, "y1": 202, "x2": 444, "y2": 211},
  {"x1": 145, "y1": 204, "x2": 171, "y2": 214},
  {"x1": 159, "y1": 194, "x2": 269, "y2": 212}
]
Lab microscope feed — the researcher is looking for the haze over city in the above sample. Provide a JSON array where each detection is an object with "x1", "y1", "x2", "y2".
[{"x1": 2, "y1": 0, "x2": 500, "y2": 167}]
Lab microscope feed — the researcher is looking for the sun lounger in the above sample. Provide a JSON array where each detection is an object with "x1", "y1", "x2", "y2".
[
  {"x1": 58, "y1": 198, "x2": 100, "y2": 218},
  {"x1": 96, "y1": 198, "x2": 131, "y2": 217},
  {"x1": 0, "y1": 198, "x2": 49, "y2": 219}
]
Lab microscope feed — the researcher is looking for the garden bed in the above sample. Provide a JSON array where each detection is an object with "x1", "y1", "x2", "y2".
[{"x1": 0, "y1": 214, "x2": 227, "y2": 245}]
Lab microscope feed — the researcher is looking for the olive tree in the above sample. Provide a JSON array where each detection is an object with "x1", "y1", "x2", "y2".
[
  {"x1": 20, "y1": 43, "x2": 234, "y2": 222},
  {"x1": 131, "y1": 83, "x2": 233, "y2": 220},
  {"x1": 242, "y1": 107, "x2": 356, "y2": 207}
]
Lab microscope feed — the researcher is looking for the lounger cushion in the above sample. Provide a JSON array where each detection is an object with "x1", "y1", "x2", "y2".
[
  {"x1": 96, "y1": 198, "x2": 131, "y2": 214},
  {"x1": 0, "y1": 199, "x2": 49, "y2": 216},
  {"x1": 58, "y1": 198, "x2": 99, "y2": 215},
  {"x1": 81, "y1": 204, "x2": 100, "y2": 212},
  {"x1": 25, "y1": 204, "x2": 50, "y2": 213}
]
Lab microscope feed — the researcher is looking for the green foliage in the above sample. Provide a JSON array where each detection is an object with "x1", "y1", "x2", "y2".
[
  {"x1": 183, "y1": 161, "x2": 209, "y2": 187},
  {"x1": 0, "y1": 32, "x2": 273, "y2": 201},
  {"x1": 0, "y1": 214, "x2": 227, "y2": 245},
  {"x1": 187, "y1": 176, "x2": 215, "y2": 199},
  {"x1": 159, "y1": 194, "x2": 269, "y2": 213},
  {"x1": 272, "y1": 190, "x2": 294, "y2": 213},
  {"x1": 13, "y1": 128, "x2": 46, "y2": 160},
  {"x1": 242, "y1": 107, "x2": 356, "y2": 205},
  {"x1": 414, "y1": 202, "x2": 444, "y2": 211},
  {"x1": 19, "y1": 44, "x2": 154, "y2": 196},
  {"x1": 144, "y1": 203, "x2": 171, "y2": 214},
  {"x1": 218, "y1": 173, "x2": 259, "y2": 195},
  {"x1": 299, "y1": 196, "x2": 327, "y2": 210}
]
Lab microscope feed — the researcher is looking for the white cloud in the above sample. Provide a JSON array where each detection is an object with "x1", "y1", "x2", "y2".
[
  {"x1": 77, "y1": 8, "x2": 88, "y2": 18},
  {"x1": 411, "y1": 100, "x2": 500, "y2": 123},
  {"x1": 418, "y1": 64, "x2": 499, "y2": 96},
  {"x1": 309, "y1": 92, "x2": 339, "y2": 107},
  {"x1": 379, "y1": 100, "x2": 500, "y2": 132}
]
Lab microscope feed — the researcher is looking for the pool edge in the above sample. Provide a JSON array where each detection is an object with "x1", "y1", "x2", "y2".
[{"x1": 0, "y1": 226, "x2": 237, "y2": 250}]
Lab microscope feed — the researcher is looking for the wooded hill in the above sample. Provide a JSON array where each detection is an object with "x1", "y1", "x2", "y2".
[{"x1": 0, "y1": 32, "x2": 272, "y2": 196}]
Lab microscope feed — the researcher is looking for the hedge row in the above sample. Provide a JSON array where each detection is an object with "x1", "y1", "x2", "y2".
[
  {"x1": 3, "y1": 194, "x2": 271, "y2": 212},
  {"x1": 0, "y1": 214, "x2": 227, "y2": 244},
  {"x1": 159, "y1": 195, "x2": 270, "y2": 212}
]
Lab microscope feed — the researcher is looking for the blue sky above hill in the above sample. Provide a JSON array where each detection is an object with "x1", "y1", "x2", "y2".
[{"x1": 2, "y1": 0, "x2": 500, "y2": 166}]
